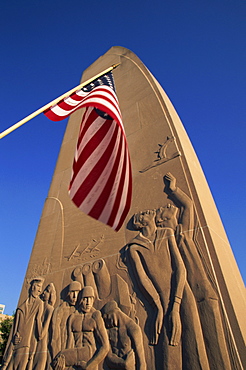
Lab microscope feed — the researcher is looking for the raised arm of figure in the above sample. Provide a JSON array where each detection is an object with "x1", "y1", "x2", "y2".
[{"x1": 164, "y1": 172, "x2": 194, "y2": 235}]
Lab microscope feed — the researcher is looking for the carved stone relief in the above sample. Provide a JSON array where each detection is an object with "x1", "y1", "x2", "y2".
[
  {"x1": 52, "y1": 286, "x2": 109, "y2": 370},
  {"x1": 30, "y1": 258, "x2": 52, "y2": 277},
  {"x1": 101, "y1": 300, "x2": 146, "y2": 369},
  {"x1": 64, "y1": 236, "x2": 104, "y2": 262},
  {"x1": 32, "y1": 283, "x2": 56, "y2": 370},
  {"x1": 2, "y1": 174, "x2": 234, "y2": 370},
  {"x1": 162, "y1": 172, "x2": 231, "y2": 369},
  {"x1": 140, "y1": 136, "x2": 181, "y2": 173},
  {"x1": 50, "y1": 281, "x2": 82, "y2": 359},
  {"x1": 2, "y1": 277, "x2": 45, "y2": 370}
]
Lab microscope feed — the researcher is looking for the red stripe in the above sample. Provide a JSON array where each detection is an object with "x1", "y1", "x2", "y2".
[
  {"x1": 107, "y1": 141, "x2": 128, "y2": 228},
  {"x1": 57, "y1": 86, "x2": 118, "y2": 112},
  {"x1": 114, "y1": 152, "x2": 132, "y2": 231},
  {"x1": 81, "y1": 103, "x2": 115, "y2": 124},
  {"x1": 70, "y1": 116, "x2": 112, "y2": 189},
  {"x1": 71, "y1": 122, "x2": 119, "y2": 207},
  {"x1": 64, "y1": 91, "x2": 120, "y2": 122},
  {"x1": 88, "y1": 130, "x2": 124, "y2": 219},
  {"x1": 70, "y1": 108, "x2": 105, "y2": 188},
  {"x1": 44, "y1": 109, "x2": 65, "y2": 121},
  {"x1": 46, "y1": 86, "x2": 120, "y2": 121},
  {"x1": 77, "y1": 108, "x2": 100, "y2": 149},
  {"x1": 70, "y1": 91, "x2": 86, "y2": 101},
  {"x1": 82, "y1": 92, "x2": 120, "y2": 116}
]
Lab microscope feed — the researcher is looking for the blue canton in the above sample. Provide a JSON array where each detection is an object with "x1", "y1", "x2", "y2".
[{"x1": 82, "y1": 72, "x2": 116, "y2": 92}]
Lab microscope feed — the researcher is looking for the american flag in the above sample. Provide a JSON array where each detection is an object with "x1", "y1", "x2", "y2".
[{"x1": 44, "y1": 72, "x2": 132, "y2": 231}]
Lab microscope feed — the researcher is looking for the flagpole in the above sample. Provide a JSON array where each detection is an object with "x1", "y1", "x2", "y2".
[{"x1": 0, "y1": 63, "x2": 120, "y2": 139}]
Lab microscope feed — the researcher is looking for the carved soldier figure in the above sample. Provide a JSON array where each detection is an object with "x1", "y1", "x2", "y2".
[
  {"x1": 102, "y1": 300, "x2": 146, "y2": 370},
  {"x1": 158, "y1": 172, "x2": 231, "y2": 369},
  {"x1": 50, "y1": 281, "x2": 81, "y2": 359},
  {"x1": 2, "y1": 277, "x2": 44, "y2": 370},
  {"x1": 52, "y1": 286, "x2": 109, "y2": 370}
]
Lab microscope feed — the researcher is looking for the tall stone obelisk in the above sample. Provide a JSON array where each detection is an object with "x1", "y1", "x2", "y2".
[{"x1": 4, "y1": 47, "x2": 245, "y2": 370}]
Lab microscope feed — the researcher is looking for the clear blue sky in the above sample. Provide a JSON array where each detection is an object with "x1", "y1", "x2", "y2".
[{"x1": 0, "y1": 0, "x2": 245, "y2": 315}]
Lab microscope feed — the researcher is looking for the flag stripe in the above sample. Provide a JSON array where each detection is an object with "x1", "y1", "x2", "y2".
[
  {"x1": 77, "y1": 107, "x2": 100, "y2": 149},
  {"x1": 112, "y1": 151, "x2": 132, "y2": 231},
  {"x1": 70, "y1": 118, "x2": 119, "y2": 199},
  {"x1": 88, "y1": 129, "x2": 124, "y2": 219},
  {"x1": 59, "y1": 88, "x2": 120, "y2": 114},
  {"x1": 80, "y1": 130, "x2": 123, "y2": 217},
  {"x1": 82, "y1": 129, "x2": 122, "y2": 216},
  {"x1": 70, "y1": 119, "x2": 120, "y2": 205},
  {"x1": 45, "y1": 85, "x2": 123, "y2": 127},
  {"x1": 107, "y1": 142, "x2": 128, "y2": 228},
  {"x1": 97, "y1": 136, "x2": 126, "y2": 225}
]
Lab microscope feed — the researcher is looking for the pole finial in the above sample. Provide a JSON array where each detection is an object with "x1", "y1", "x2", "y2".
[{"x1": 112, "y1": 63, "x2": 120, "y2": 69}]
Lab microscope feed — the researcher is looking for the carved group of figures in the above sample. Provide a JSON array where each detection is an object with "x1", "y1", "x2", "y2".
[
  {"x1": 2, "y1": 173, "x2": 232, "y2": 369},
  {"x1": 123, "y1": 173, "x2": 231, "y2": 369}
]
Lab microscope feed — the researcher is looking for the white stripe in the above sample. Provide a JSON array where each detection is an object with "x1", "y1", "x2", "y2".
[
  {"x1": 50, "y1": 94, "x2": 122, "y2": 127},
  {"x1": 77, "y1": 85, "x2": 117, "y2": 99},
  {"x1": 78, "y1": 107, "x2": 94, "y2": 137},
  {"x1": 80, "y1": 96, "x2": 123, "y2": 129},
  {"x1": 70, "y1": 107, "x2": 94, "y2": 181},
  {"x1": 70, "y1": 122, "x2": 116, "y2": 199},
  {"x1": 63, "y1": 92, "x2": 87, "y2": 106},
  {"x1": 69, "y1": 119, "x2": 117, "y2": 199},
  {"x1": 98, "y1": 137, "x2": 126, "y2": 224},
  {"x1": 76, "y1": 85, "x2": 118, "y2": 102},
  {"x1": 78, "y1": 126, "x2": 122, "y2": 213},
  {"x1": 77, "y1": 114, "x2": 109, "y2": 159},
  {"x1": 112, "y1": 147, "x2": 130, "y2": 229},
  {"x1": 51, "y1": 86, "x2": 123, "y2": 127},
  {"x1": 63, "y1": 86, "x2": 117, "y2": 107},
  {"x1": 50, "y1": 104, "x2": 74, "y2": 117}
]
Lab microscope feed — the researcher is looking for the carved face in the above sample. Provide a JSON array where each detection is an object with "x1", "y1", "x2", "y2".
[
  {"x1": 80, "y1": 296, "x2": 94, "y2": 313},
  {"x1": 31, "y1": 281, "x2": 43, "y2": 298},
  {"x1": 155, "y1": 204, "x2": 178, "y2": 229},
  {"x1": 67, "y1": 290, "x2": 79, "y2": 306},
  {"x1": 41, "y1": 287, "x2": 50, "y2": 302},
  {"x1": 136, "y1": 209, "x2": 156, "y2": 227},
  {"x1": 103, "y1": 311, "x2": 118, "y2": 328}
]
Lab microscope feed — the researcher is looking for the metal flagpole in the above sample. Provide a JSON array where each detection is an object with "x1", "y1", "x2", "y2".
[{"x1": 0, "y1": 63, "x2": 120, "y2": 139}]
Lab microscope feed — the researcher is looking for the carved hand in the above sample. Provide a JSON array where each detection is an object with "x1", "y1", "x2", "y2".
[
  {"x1": 78, "y1": 361, "x2": 87, "y2": 369},
  {"x1": 149, "y1": 305, "x2": 163, "y2": 345},
  {"x1": 164, "y1": 172, "x2": 176, "y2": 192},
  {"x1": 52, "y1": 354, "x2": 66, "y2": 370},
  {"x1": 169, "y1": 309, "x2": 181, "y2": 346},
  {"x1": 13, "y1": 332, "x2": 22, "y2": 345},
  {"x1": 125, "y1": 349, "x2": 135, "y2": 370}
]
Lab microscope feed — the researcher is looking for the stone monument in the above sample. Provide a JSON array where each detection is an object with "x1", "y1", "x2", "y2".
[{"x1": 2, "y1": 46, "x2": 245, "y2": 369}]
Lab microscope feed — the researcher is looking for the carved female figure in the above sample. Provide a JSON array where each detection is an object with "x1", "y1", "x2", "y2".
[{"x1": 32, "y1": 283, "x2": 56, "y2": 370}]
